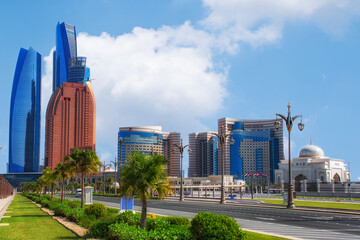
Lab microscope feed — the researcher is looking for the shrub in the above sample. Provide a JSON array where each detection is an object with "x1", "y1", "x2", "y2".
[
  {"x1": 163, "y1": 216, "x2": 191, "y2": 226},
  {"x1": 41, "y1": 195, "x2": 51, "y2": 201},
  {"x1": 32, "y1": 196, "x2": 40, "y2": 203},
  {"x1": 146, "y1": 218, "x2": 170, "y2": 231},
  {"x1": 53, "y1": 203, "x2": 72, "y2": 218},
  {"x1": 67, "y1": 207, "x2": 85, "y2": 223},
  {"x1": 108, "y1": 222, "x2": 146, "y2": 240},
  {"x1": 190, "y1": 212, "x2": 245, "y2": 240},
  {"x1": 87, "y1": 220, "x2": 113, "y2": 238},
  {"x1": 67, "y1": 200, "x2": 81, "y2": 209},
  {"x1": 85, "y1": 202, "x2": 107, "y2": 219},
  {"x1": 40, "y1": 199, "x2": 51, "y2": 208},
  {"x1": 116, "y1": 211, "x2": 141, "y2": 226},
  {"x1": 107, "y1": 207, "x2": 119, "y2": 214},
  {"x1": 147, "y1": 225, "x2": 193, "y2": 240}
]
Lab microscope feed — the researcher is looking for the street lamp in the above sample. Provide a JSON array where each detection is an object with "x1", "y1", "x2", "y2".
[
  {"x1": 111, "y1": 157, "x2": 119, "y2": 194},
  {"x1": 102, "y1": 161, "x2": 111, "y2": 195},
  {"x1": 172, "y1": 139, "x2": 191, "y2": 201},
  {"x1": 275, "y1": 104, "x2": 304, "y2": 209},
  {"x1": 117, "y1": 137, "x2": 124, "y2": 192},
  {"x1": 210, "y1": 125, "x2": 235, "y2": 204}
]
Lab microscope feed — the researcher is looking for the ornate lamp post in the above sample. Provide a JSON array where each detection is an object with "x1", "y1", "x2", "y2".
[
  {"x1": 102, "y1": 161, "x2": 112, "y2": 195},
  {"x1": 172, "y1": 139, "x2": 191, "y2": 201},
  {"x1": 110, "y1": 157, "x2": 119, "y2": 194},
  {"x1": 210, "y1": 125, "x2": 235, "y2": 204},
  {"x1": 275, "y1": 104, "x2": 304, "y2": 208},
  {"x1": 117, "y1": 137, "x2": 124, "y2": 191}
]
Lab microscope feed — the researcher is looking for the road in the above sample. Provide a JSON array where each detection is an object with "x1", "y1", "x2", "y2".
[{"x1": 68, "y1": 195, "x2": 360, "y2": 240}]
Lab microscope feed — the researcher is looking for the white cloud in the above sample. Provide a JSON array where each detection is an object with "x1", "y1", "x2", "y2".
[
  {"x1": 43, "y1": 22, "x2": 228, "y2": 161},
  {"x1": 40, "y1": 1, "x2": 360, "y2": 165},
  {"x1": 201, "y1": 0, "x2": 360, "y2": 49}
]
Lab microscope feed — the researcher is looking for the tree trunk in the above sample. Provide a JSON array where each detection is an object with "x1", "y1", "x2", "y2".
[
  {"x1": 140, "y1": 197, "x2": 147, "y2": 229},
  {"x1": 51, "y1": 184, "x2": 54, "y2": 201},
  {"x1": 61, "y1": 178, "x2": 65, "y2": 203},
  {"x1": 81, "y1": 173, "x2": 85, "y2": 208}
]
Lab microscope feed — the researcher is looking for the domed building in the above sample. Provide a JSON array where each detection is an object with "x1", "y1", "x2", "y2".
[{"x1": 275, "y1": 143, "x2": 349, "y2": 186}]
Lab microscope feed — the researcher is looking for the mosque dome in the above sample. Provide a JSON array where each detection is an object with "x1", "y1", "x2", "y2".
[{"x1": 299, "y1": 144, "x2": 324, "y2": 157}]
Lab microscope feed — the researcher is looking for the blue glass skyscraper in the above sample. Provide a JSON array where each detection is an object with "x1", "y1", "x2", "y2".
[
  {"x1": 53, "y1": 22, "x2": 90, "y2": 91},
  {"x1": 53, "y1": 22, "x2": 77, "y2": 91},
  {"x1": 9, "y1": 47, "x2": 41, "y2": 173}
]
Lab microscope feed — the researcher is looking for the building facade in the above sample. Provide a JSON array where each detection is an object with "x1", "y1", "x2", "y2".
[
  {"x1": 188, "y1": 132, "x2": 218, "y2": 177},
  {"x1": 9, "y1": 47, "x2": 41, "y2": 173},
  {"x1": 218, "y1": 118, "x2": 283, "y2": 183},
  {"x1": 45, "y1": 82, "x2": 96, "y2": 170},
  {"x1": 53, "y1": 22, "x2": 90, "y2": 91},
  {"x1": 118, "y1": 126, "x2": 180, "y2": 177},
  {"x1": 230, "y1": 121, "x2": 270, "y2": 184},
  {"x1": 275, "y1": 144, "x2": 349, "y2": 185}
]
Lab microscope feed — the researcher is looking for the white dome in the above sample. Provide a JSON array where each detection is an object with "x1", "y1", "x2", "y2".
[{"x1": 299, "y1": 145, "x2": 324, "y2": 157}]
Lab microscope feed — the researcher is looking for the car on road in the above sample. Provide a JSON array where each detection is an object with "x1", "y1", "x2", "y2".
[{"x1": 76, "y1": 189, "x2": 82, "y2": 198}]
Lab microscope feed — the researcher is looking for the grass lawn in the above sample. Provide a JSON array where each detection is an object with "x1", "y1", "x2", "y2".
[
  {"x1": 245, "y1": 231, "x2": 288, "y2": 240},
  {"x1": 0, "y1": 194, "x2": 81, "y2": 240},
  {"x1": 256, "y1": 199, "x2": 360, "y2": 211}
]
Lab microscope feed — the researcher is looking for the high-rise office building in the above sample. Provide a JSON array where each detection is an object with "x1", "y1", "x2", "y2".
[
  {"x1": 230, "y1": 122, "x2": 270, "y2": 184},
  {"x1": 45, "y1": 23, "x2": 95, "y2": 170},
  {"x1": 53, "y1": 22, "x2": 90, "y2": 91},
  {"x1": 188, "y1": 132, "x2": 218, "y2": 177},
  {"x1": 9, "y1": 47, "x2": 41, "y2": 173},
  {"x1": 45, "y1": 82, "x2": 96, "y2": 170},
  {"x1": 218, "y1": 118, "x2": 283, "y2": 183},
  {"x1": 118, "y1": 127, "x2": 180, "y2": 177},
  {"x1": 162, "y1": 132, "x2": 181, "y2": 177}
]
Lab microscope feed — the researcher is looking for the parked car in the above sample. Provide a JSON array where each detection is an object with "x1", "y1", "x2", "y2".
[{"x1": 76, "y1": 189, "x2": 82, "y2": 198}]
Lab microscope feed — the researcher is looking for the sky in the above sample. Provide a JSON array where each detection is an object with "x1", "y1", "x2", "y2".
[{"x1": 0, "y1": 0, "x2": 360, "y2": 180}]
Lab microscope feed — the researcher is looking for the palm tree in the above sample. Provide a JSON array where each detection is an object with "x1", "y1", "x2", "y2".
[
  {"x1": 96, "y1": 181, "x2": 104, "y2": 193},
  {"x1": 55, "y1": 162, "x2": 72, "y2": 202},
  {"x1": 42, "y1": 167, "x2": 59, "y2": 201},
  {"x1": 36, "y1": 176, "x2": 47, "y2": 197},
  {"x1": 106, "y1": 177, "x2": 114, "y2": 194},
  {"x1": 66, "y1": 148, "x2": 102, "y2": 208},
  {"x1": 118, "y1": 152, "x2": 172, "y2": 229}
]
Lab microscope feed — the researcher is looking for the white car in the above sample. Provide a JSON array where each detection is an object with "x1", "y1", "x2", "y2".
[{"x1": 76, "y1": 189, "x2": 82, "y2": 198}]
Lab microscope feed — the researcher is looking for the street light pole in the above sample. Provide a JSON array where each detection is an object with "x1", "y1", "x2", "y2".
[
  {"x1": 211, "y1": 125, "x2": 234, "y2": 204},
  {"x1": 275, "y1": 104, "x2": 304, "y2": 209},
  {"x1": 102, "y1": 161, "x2": 111, "y2": 195},
  {"x1": 172, "y1": 139, "x2": 191, "y2": 201},
  {"x1": 111, "y1": 157, "x2": 119, "y2": 194}
]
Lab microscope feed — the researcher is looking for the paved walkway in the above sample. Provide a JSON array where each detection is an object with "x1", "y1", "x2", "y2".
[{"x1": 0, "y1": 195, "x2": 14, "y2": 221}]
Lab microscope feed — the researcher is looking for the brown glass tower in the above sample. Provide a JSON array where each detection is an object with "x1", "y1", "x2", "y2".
[{"x1": 45, "y1": 82, "x2": 96, "y2": 170}]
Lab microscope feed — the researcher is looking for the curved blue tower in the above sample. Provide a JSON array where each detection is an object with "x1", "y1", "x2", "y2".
[
  {"x1": 9, "y1": 47, "x2": 41, "y2": 173},
  {"x1": 53, "y1": 22, "x2": 77, "y2": 92}
]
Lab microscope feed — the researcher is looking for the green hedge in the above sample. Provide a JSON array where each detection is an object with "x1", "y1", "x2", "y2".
[
  {"x1": 22, "y1": 193, "x2": 246, "y2": 240},
  {"x1": 190, "y1": 212, "x2": 245, "y2": 240}
]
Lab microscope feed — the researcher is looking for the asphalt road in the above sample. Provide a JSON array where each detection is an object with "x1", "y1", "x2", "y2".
[{"x1": 68, "y1": 195, "x2": 360, "y2": 240}]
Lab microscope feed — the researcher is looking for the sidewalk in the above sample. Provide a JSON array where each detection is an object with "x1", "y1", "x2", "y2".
[{"x1": 0, "y1": 195, "x2": 14, "y2": 221}]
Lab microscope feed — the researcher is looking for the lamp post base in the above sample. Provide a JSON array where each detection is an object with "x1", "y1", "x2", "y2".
[
  {"x1": 287, "y1": 203, "x2": 295, "y2": 209},
  {"x1": 220, "y1": 199, "x2": 226, "y2": 204},
  {"x1": 287, "y1": 184, "x2": 295, "y2": 209}
]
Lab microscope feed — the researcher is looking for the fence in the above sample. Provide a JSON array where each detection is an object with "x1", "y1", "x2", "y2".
[
  {"x1": 0, "y1": 175, "x2": 14, "y2": 199},
  {"x1": 278, "y1": 180, "x2": 360, "y2": 198}
]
